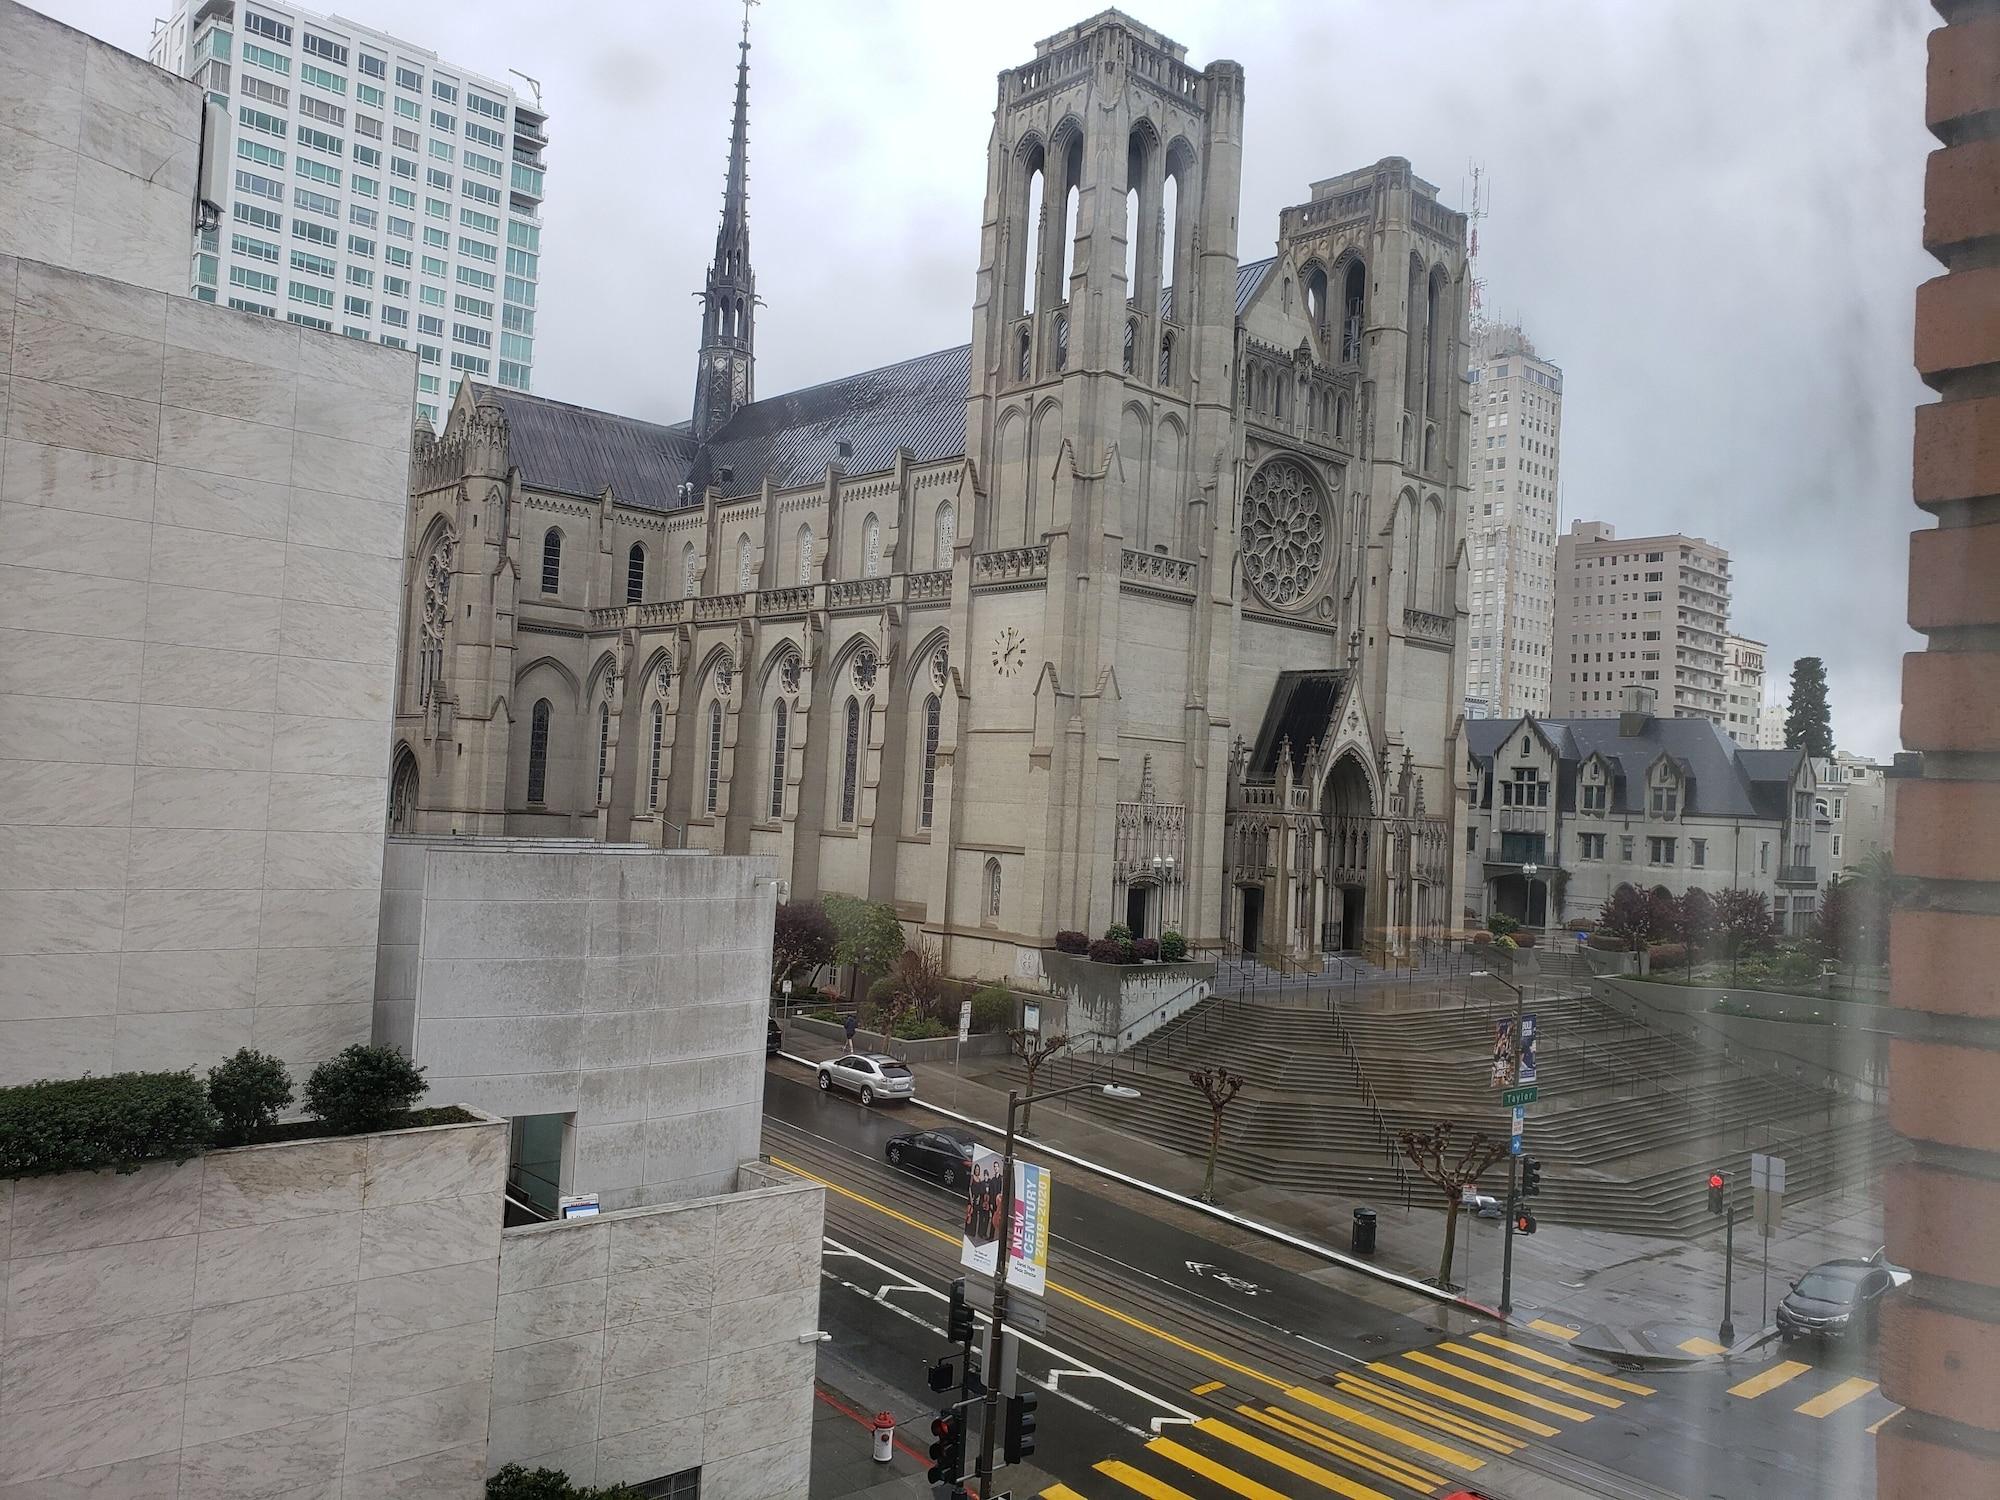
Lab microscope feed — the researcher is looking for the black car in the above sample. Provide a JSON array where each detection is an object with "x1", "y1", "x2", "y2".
[
  {"x1": 1776, "y1": 1258, "x2": 1903, "y2": 1344},
  {"x1": 885, "y1": 1129, "x2": 977, "y2": 1192},
  {"x1": 766, "y1": 1018, "x2": 783, "y2": 1056}
]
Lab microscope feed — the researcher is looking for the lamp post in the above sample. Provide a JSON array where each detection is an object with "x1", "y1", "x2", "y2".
[
  {"x1": 974, "y1": 1076, "x2": 1141, "y2": 1493},
  {"x1": 1470, "y1": 967, "x2": 1527, "y2": 1315},
  {"x1": 1521, "y1": 860, "x2": 1541, "y2": 933}
]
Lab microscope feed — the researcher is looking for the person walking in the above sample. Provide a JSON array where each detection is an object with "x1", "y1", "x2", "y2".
[{"x1": 843, "y1": 1009, "x2": 859, "y2": 1048}]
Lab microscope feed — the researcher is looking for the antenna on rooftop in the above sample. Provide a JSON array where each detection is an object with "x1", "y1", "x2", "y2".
[{"x1": 1463, "y1": 160, "x2": 1489, "y2": 342}]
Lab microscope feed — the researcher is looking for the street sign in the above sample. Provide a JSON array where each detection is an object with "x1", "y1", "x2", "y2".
[
  {"x1": 1750, "y1": 1153, "x2": 1788, "y2": 1193},
  {"x1": 1509, "y1": 1105, "x2": 1525, "y2": 1156},
  {"x1": 1751, "y1": 1153, "x2": 1787, "y2": 1238},
  {"x1": 1022, "y1": 1001, "x2": 1042, "y2": 1036},
  {"x1": 957, "y1": 1000, "x2": 972, "y2": 1043},
  {"x1": 1501, "y1": 1085, "x2": 1539, "y2": 1107},
  {"x1": 1519, "y1": 1013, "x2": 1538, "y2": 1084}
]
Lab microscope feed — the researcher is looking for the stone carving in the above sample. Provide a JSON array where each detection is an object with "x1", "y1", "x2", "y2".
[
  {"x1": 1241, "y1": 457, "x2": 1329, "y2": 609},
  {"x1": 852, "y1": 646, "x2": 878, "y2": 693},
  {"x1": 780, "y1": 651, "x2": 802, "y2": 694},
  {"x1": 715, "y1": 651, "x2": 735, "y2": 698},
  {"x1": 417, "y1": 527, "x2": 454, "y2": 707}
]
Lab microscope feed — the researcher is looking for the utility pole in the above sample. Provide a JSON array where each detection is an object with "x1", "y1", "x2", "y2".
[
  {"x1": 1722, "y1": 1198, "x2": 1737, "y2": 1346},
  {"x1": 1475, "y1": 966, "x2": 1529, "y2": 1314}
]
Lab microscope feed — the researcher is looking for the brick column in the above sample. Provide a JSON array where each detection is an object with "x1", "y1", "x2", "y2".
[{"x1": 1881, "y1": 5, "x2": 2000, "y2": 1494}]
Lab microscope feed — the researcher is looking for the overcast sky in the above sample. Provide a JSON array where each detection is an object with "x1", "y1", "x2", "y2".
[{"x1": 52, "y1": 0, "x2": 1933, "y2": 756}]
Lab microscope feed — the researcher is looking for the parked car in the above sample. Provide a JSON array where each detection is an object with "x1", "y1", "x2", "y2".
[
  {"x1": 1776, "y1": 1257, "x2": 1904, "y2": 1344},
  {"x1": 816, "y1": 1052, "x2": 916, "y2": 1106},
  {"x1": 885, "y1": 1129, "x2": 977, "y2": 1191},
  {"x1": 767, "y1": 1018, "x2": 783, "y2": 1057}
]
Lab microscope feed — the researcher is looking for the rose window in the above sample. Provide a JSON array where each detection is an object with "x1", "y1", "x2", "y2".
[{"x1": 1241, "y1": 458, "x2": 1330, "y2": 609}]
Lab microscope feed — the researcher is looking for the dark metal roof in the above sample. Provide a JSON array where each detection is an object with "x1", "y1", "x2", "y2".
[
  {"x1": 1236, "y1": 255, "x2": 1275, "y2": 315},
  {"x1": 1248, "y1": 669, "x2": 1347, "y2": 778},
  {"x1": 1466, "y1": 715, "x2": 1802, "y2": 819},
  {"x1": 480, "y1": 389, "x2": 700, "y2": 508}
]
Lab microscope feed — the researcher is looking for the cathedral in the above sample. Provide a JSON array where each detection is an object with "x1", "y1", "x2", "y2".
[{"x1": 392, "y1": 9, "x2": 1471, "y2": 983}]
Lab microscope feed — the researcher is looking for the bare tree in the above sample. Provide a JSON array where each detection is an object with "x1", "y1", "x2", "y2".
[
  {"x1": 1008, "y1": 1028, "x2": 1071, "y2": 1134},
  {"x1": 1399, "y1": 1121, "x2": 1507, "y2": 1290},
  {"x1": 1189, "y1": 1065, "x2": 1245, "y2": 1203}
]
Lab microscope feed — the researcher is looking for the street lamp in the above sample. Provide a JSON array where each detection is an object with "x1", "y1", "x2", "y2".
[
  {"x1": 975, "y1": 1076, "x2": 1140, "y2": 1491},
  {"x1": 1468, "y1": 967, "x2": 1529, "y2": 1314},
  {"x1": 1520, "y1": 861, "x2": 1541, "y2": 931}
]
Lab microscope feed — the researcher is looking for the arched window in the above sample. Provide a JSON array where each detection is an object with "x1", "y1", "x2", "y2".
[
  {"x1": 798, "y1": 523, "x2": 815, "y2": 582},
  {"x1": 682, "y1": 541, "x2": 700, "y2": 598},
  {"x1": 1161, "y1": 169, "x2": 1180, "y2": 319},
  {"x1": 1016, "y1": 328, "x2": 1032, "y2": 380},
  {"x1": 1122, "y1": 319, "x2": 1135, "y2": 374},
  {"x1": 1060, "y1": 179, "x2": 1080, "y2": 296},
  {"x1": 737, "y1": 534, "x2": 754, "y2": 592},
  {"x1": 626, "y1": 543, "x2": 645, "y2": 604},
  {"x1": 1021, "y1": 154, "x2": 1044, "y2": 317},
  {"x1": 540, "y1": 528, "x2": 562, "y2": 594},
  {"x1": 840, "y1": 697, "x2": 862, "y2": 823},
  {"x1": 1335, "y1": 393, "x2": 1350, "y2": 439},
  {"x1": 863, "y1": 514, "x2": 881, "y2": 578},
  {"x1": 388, "y1": 747, "x2": 418, "y2": 833},
  {"x1": 919, "y1": 693, "x2": 941, "y2": 830},
  {"x1": 526, "y1": 699, "x2": 551, "y2": 804},
  {"x1": 1054, "y1": 310, "x2": 1069, "y2": 371},
  {"x1": 417, "y1": 525, "x2": 453, "y2": 708},
  {"x1": 985, "y1": 857, "x2": 1002, "y2": 919},
  {"x1": 595, "y1": 700, "x2": 610, "y2": 804},
  {"x1": 704, "y1": 699, "x2": 722, "y2": 814},
  {"x1": 1341, "y1": 258, "x2": 1366, "y2": 363},
  {"x1": 647, "y1": 702, "x2": 663, "y2": 810},
  {"x1": 933, "y1": 503, "x2": 956, "y2": 569},
  {"x1": 1304, "y1": 263, "x2": 1328, "y2": 338},
  {"x1": 768, "y1": 699, "x2": 788, "y2": 818},
  {"x1": 1158, "y1": 332, "x2": 1174, "y2": 385}
]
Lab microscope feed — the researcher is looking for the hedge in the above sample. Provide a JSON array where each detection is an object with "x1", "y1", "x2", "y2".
[
  {"x1": 1053, "y1": 930, "x2": 1090, "y2": 955},
  {"x1": 1159, "y1": 929, "x2": 1188, "y2": 962},
  {"x1": 1133, "y1": 937, "x2": 1160, "y2": 961},
  {"x1": 970, "y1": 986, "x2": 1014, "y2": 1033},
  {"x1": 0, "y1": 1071, "x2": 217, "y2": 1178},
  {"x1": 1087, "y1": 937, "x2": 1129, "y2": 964},
  {"x1": 488, "y1": 1464, "x2": 639, "y2": 1499}
]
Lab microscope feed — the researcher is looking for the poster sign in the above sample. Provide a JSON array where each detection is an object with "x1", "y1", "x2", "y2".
[
  {"x1": 960, "y1": 1148, "x2": 1053, "y2": 1298},
  {"x1": 1518, "y1": 1013, "x2": 1538, "y2": 1085},
  {"x1": 558, "y1": 1194, "x2": 599, "y2": 1219},
  {"x1": 958, "y1": 1000, "x2": 972, "y2": 1043},
  {"x1": 1489, "y1": 1017, "x2": 1513, "y2": 1087}
]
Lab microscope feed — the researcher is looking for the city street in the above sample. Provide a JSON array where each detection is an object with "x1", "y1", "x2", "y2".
[{"x1": 769, "y1": 1064, "x2": 1891, "y2": 1500}]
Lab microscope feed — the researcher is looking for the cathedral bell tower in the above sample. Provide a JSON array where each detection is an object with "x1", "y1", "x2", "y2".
[{"x1": 692, "y1": 5, "x2": 758, "y2": 441}]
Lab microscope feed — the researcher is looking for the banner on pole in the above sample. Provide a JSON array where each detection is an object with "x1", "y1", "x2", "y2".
[
  {"x1": 1519, "y1": 1013, "x2": 1538, "y2": 1084},
  {"x1": 1489, "y1": 1018, "x2": 1513, "y2": 1087},
  {"x1": 960, "y1": 1149, "x2": 1052, "y2": 1298}
]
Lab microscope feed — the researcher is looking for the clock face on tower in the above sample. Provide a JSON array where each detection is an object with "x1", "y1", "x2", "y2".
[{"x1": 991, "y1": 627, "x2": 1028, "y2": 677}]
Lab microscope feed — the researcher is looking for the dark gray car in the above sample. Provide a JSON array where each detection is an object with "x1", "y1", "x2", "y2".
[
  {"x1": 885, "y1": 1129, "x2": 976, "y2": 1192},
  {"x1": 1776, "y1": 1259, "x2": 1899, "y2": 1344}
]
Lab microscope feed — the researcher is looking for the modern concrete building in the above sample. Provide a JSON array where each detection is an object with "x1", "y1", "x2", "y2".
[
  {"x1": 1551, "y1": 519, "x2": 1732, "y2": 728},
  {"x1": 1461, "y1": 687, "x2": 1821, "y2": 932},
  {"x1": 147, "y1": 0, "x2": 548, "y2": 425},
  {"x1": 394, "y1": 11, "x2": 1478, "y2": 975},
  {"x1": 1462, "y1": 322, "x2": 1562, "y2": 719},
  {"x1": 1721, "y1": 632, "x2": 1767, "y2": 747},
  {"x1": 1755, "y1": 697, "x2": 1787, "y2": 750},
  {"x1": 0, "y1": 0, "x2": 413, "y2": 1087}
]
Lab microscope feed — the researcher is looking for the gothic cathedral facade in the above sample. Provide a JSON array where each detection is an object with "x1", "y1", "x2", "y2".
[{"x1": 390, "y1": 11, "x2": 1471, "y2": 982}]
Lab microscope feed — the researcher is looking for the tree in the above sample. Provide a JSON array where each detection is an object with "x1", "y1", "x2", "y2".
[
  {"x1": 1189, "y1": 1066, "x2": 1245, "y2": 1204},
  {"x1": 1399, "y1": 1121, "x2": 1506, "y2": 1290},
  {"x1": 1816, "y1": 853, "x2": 1907, "y2": 967},
  {"x1": 1673, "y1": 887, "x2": 1716, "y2": 976},
  {"x1": 1597, "y1": 883, "x2": 1667, "y2": 953},
  {"x1": 1009, "y1": 1028, "x2": 1071, "y2": 1135},
  {"x1": 771, "y1": 900, "x2": 837, "y2": 997},
  {"x1": 823, "y1": 894, "x2": 906, "y2": 999},
  {"x1": 1784, "y1": 657, "x2": 1833, "y2": 760},
  {"x1": 1714, "y1": 887, "x2": 1777, "y2": 980}
]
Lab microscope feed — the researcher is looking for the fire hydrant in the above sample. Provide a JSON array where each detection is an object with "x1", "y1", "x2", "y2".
[{"x1": 871, "y1": 1412, "x2": 896, "y2": 1463}]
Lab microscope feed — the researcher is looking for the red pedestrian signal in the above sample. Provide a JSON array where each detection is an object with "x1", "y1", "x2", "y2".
[
  {"x1": 1707, "y1": 1172, "x2": 1725, "y2": 1215},
  {"x1": 1514, "y1": 1210, "x2": 1537, "y2": 1236}
]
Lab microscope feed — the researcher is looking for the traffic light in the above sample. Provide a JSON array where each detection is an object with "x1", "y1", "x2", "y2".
[
  {"x1": 926, "y1": 1357, "x2": 954, "y2": 1393},
  {"x1": 946, "y1": 1277, "x2": 975, "y2": 1345},
  {"x1": 1004, "y1": 1388, "x2": 1040, "y2": 1463},
  {"x1": 1707, "y1": 1171, "x2": 1726, "y2": 1215},
  {"x1": 1514, "y1": 1209, "x2": 1538, "y2": 1236},
  {"x1": 1521, "y1": 1156, "x2": 1543, "y2": 1197},
  {"x1": 926, "y1": 1410, "x2": 964, "y2": 1485}
]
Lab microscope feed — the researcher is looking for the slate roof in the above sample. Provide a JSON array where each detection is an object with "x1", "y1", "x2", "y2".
[
  {"x1": 478, "y1": 390, "x2": 700, "y2": 508},
  {"x1": 1465, "y1": 714, "x2": 1802, "y2": 819},
  {"x1": 1236, "y1": 255, "x2": 1276, "y2": 314},
  {"x1": 1247, "y1": 669, "x2": 1347, "y2": 778}
]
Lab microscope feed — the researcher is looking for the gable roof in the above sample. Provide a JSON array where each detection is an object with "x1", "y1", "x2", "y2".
[
  {"x1": 1236, "y1": 255, "x2": 1276, "y2": 315},
  {"x1": 1247, "y1": 668, "x2": 1348, "y2": 778},
  {"x1": 1466, "y1": 714, "x2": 1802, "y2": 819}
]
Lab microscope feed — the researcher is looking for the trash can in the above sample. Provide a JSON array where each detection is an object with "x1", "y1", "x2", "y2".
[
  {"x1": 1351, "y1": 1206, "x2": 1378, "y2": 1257},
  {"x1": 871, "y1": 1412, "x2": 896, "y2": 1464}
]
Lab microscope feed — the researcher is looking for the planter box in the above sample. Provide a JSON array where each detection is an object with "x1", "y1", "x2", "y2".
[
  {"x1": 1039, "y1": 953, "x2": 1216, "y2": 1051},
  {"x1": 785, "y1": 1014, "x2": 1012, "y2": 1062}
]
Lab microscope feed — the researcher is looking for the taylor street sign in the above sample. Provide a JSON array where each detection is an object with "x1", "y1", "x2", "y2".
[{"x1": 1501, "y1": 1085, "x2": 1539, "y2": 1107}]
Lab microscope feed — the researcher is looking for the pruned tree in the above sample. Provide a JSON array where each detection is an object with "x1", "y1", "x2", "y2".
[
  {"x1": 1009, "y1": 1028, "x2": 1071, "y2": 1135},
  {"x1": 1714, "y1": 887, "x2": 1778, "y2": 980},
  {"x1": 771, "y1": 899, "x2": 837, "y2": 998},
  {"x1": 1784, "y1": 657, "x2": 1834, "y2": 760},
  {"x1": 1399, "y1": 1120, "x2": 1506, "y2": 1289},
  {"x1": 1189, "y1": 1065, "x2": 1245, "y2": 1203}
]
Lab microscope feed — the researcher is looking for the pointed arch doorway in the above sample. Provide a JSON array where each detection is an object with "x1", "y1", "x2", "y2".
[{"x1": 1322, "y1": 750, "x2": 1374, "y2": 953}]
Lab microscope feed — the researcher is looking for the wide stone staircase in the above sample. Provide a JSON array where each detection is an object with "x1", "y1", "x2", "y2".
[{"x1": 989, "y1": 978, "x2": 1901, "y2": 1234}]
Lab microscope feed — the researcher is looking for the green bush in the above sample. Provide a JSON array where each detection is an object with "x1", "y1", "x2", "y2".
[
  {"x1": 1486, "y1": 913, "x2": 1521, "y2": 937},
  {"x1": 304, "y1": 1045, "x2": 428, "y2": 1135},
  {"x1": 1159, "y1": 930, "x2": 1188, "y2": 962},
  {"x1": 971, "y1": 986, "x2": 1013, "y2": 1033},
  {"x1": 487, "y1": 1463, "x2": 638, "y2": 1499},
  {"x1": 866, "y1": 975, "x2": 899, "y2": 1009},
  {"x1": 207, "y1": 1049, "x2": 293, "y2": 1147},
  {"x1": 1104, "y1": 923, "x2": 1134, "y2": 944},
  {"x1": 890, "y1": 1015, "x2": 952, "y2": 1040},
  {"x1": 0, "y1": 1071, "x2": 217, "y2": 1179}
]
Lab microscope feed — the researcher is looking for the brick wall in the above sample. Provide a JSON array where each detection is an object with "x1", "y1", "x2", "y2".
[{"x1": 1881, "y1": 3, "x2": 2000, "y2": 1493}]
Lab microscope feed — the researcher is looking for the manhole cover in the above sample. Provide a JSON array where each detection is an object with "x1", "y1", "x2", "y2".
[{"x1": 1357, "y1": 1333, "x2": 1389, "y2": 1346}]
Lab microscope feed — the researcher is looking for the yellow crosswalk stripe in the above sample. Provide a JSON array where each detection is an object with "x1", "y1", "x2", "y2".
[
  {"x1": 1438, "y1": 1341, "x2": 1624, "y2": 1408},
  {"x1": 1095, "y1": 1459, "x2": 1199, "y2": 1500},
  {"x1": 1728, "y1": 1359, "x2": 1812, "y2": 1400},
  {"x1": 1364, "y1": 1361, "x2": 1561, "y2": 1437},
  {"x1": 1403, "y1": 1349, "x2": 1596, "y2": 1422},
  {"x1": 1528, "y1": 1317, "x2": 1579, "y2": 1340},
  {"x1": 1242, "y1": 1405, "x2": 1444, "y2": 1493},
  {"x1": 1469, "y1": 1333, "x2": 1657, "y2": 1395},
  {"x1": 1042, "y1": 1486, "x2": 1094, "y2": 1500},
  {"x1": 1796, "y1": 1377, "x2": 1879, "y2": 1419},
  {"x1": 1867, "y1": 1405, "x2": 1904, "y2": 1435},
  {"x1": 1334, "y1": 1374, "x2": 1525, "y2": 1453},
  {"x1": 1285, "y1": 1383, "x2": 1488, "y2": 1469},
  {"x1": 1191, "y1": 1380, "x2": 1225, "y2": 1396},
  {"x1": 1678, "y1": 1336, "x2": 1727, "y2": 1357},
  {"x1": 1196, "y1": 1418, "x2": 1396, "y2": 1500},
  {"x1": 1146, "y1": 1436, "x2": 1293, "y2": 1499}
]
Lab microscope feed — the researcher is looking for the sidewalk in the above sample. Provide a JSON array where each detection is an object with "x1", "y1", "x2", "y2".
[
  {"x1": 809, "y1": 1348, "x2": 933, "y2": 1500},
  {"x1": 891, "y1": 1052, "x2": 1885, "y2": 1360}
]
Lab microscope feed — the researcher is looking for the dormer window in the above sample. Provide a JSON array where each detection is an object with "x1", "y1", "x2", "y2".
[
  {"x1": 1581, "y1": 783, "x2": 1607, "y2": 814},
  {"x1": 1650, "y1": 783, "x2": 1679, "y2": 817},
  {"x1": 1501, "y1": 767, "x2": 1546, "y2": 808}
]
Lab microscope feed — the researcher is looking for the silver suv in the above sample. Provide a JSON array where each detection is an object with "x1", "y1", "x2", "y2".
[{"x1": 816, "y1": 1052, "x2": 916, "y2": 1107}]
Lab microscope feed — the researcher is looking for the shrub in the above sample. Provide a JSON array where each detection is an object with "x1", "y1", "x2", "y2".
[
  {"x1": 1648, "y1": 943, "x2": 1688, "y2": 967},
  {"x1": 1470, "y1": 930, "x2": 1492, "y2": 945},
  {"x1": 207, "y1": 1049, "x2": 293, "y2": 1147},
  {"x1": 1103, "y1": 923, "x2": 1132, "y2": 944},
  {"x1": 1159, "y1": 929, "x2": 1188, "y2": 962},
  {"x1": 1485, "y1": 913, "x2": 1520, "y2": 937},
  {"x1": 971, "y1": 986, "x2": 1013, "y2": 1033},
  {"x1": 487, "y1": 1463, "x2": 638, "y2": 1499},
  {"x1": 805, "y1": 1006, "x2": 840, "y2": 1022},
  {"x1": 1054, "y1": 929, "x2": 1090, "y2": 955},
  {"x1": 1513, "y1": 929, "x2": 1537, "y2": 949},
  {"x1": 304, "y1": 1045, "x2": 428, "y2": 1136},
  {"x1": 0, "y1": 1071, "x2": 218, "y2": 1178},
  {"x1": 1494, "y1": 934, "x2": 1517, "y2": 951},
  {"x1": 1087, "y1": 938, "x2": 1128, "y2": 964},
  {"x1": 867, "y1": 975, "x2": 899, "y2": 1009},
  {"x1": 1134, "y1": 937, "x2": 1160, "y2": 961},
  {"x1": 890, "y1": 1015, "x2": 952, "y2": 1041}
]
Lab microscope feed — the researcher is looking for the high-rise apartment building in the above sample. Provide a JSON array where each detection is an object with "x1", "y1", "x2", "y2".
[
  {"x1": 1551, "y1": 520, "x2": 1731, "y2": 726},
  {"x1": 1462, "y1": 324, "x2": 1563, "y2": 718},
  {"x1": 149, "y1": 1, "x2": 547, "y2": 425},
  {"x1": 1721, "y1": 633, "x2": 1767, "y2": 746},
  {"x1": 1756, "y1": 699, "x2": 1787, "y2": 749}
]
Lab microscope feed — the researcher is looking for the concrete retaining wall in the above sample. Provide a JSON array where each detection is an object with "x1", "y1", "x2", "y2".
[
  {"x1": 784, "y1": 1014, "x2": 1012, "y2": 1062},
  {"x1": 1039, "y1": 953, "x2": 1215, "y2": 1051}
]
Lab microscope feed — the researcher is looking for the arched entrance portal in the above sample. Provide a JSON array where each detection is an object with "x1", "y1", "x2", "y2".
[
  {"x1": 389, "y1": 745, "x2": 419, "y2": 833},
  {"x1": 1322, "y1": 752, "x2": 1373, "y2": 952}
]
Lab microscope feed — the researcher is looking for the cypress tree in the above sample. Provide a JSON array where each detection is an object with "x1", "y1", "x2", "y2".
[{"x1": 1784, "y1": 657, "x2": 1833, "y2": 759}]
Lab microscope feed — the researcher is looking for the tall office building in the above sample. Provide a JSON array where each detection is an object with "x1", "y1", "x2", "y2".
[
  {"x1": 1721, "y1": 632, "x2": 1767, "y2": 746},
  {"x1": 1462, "y1": 323, "x2": 1563, "y2": 718},
  {"x1": 1551, "y1": 520, "x2": 1732, "y2": 726},
  {"x1": 150, "y1": 1, "x2": 547, "y2": 425}
]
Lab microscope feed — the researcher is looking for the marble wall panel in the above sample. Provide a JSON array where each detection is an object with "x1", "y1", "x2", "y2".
[
  {"x1": 0, "y1": 437, "x2": 156, "y2": 520},
  {"x1": 0, "y1": 625, "x2": 144, "y2": 700}
]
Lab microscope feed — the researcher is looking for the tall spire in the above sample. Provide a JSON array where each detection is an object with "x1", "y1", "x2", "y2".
[{"x1": 692, "y1": 0, "x2": 759, "y2": 444}]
